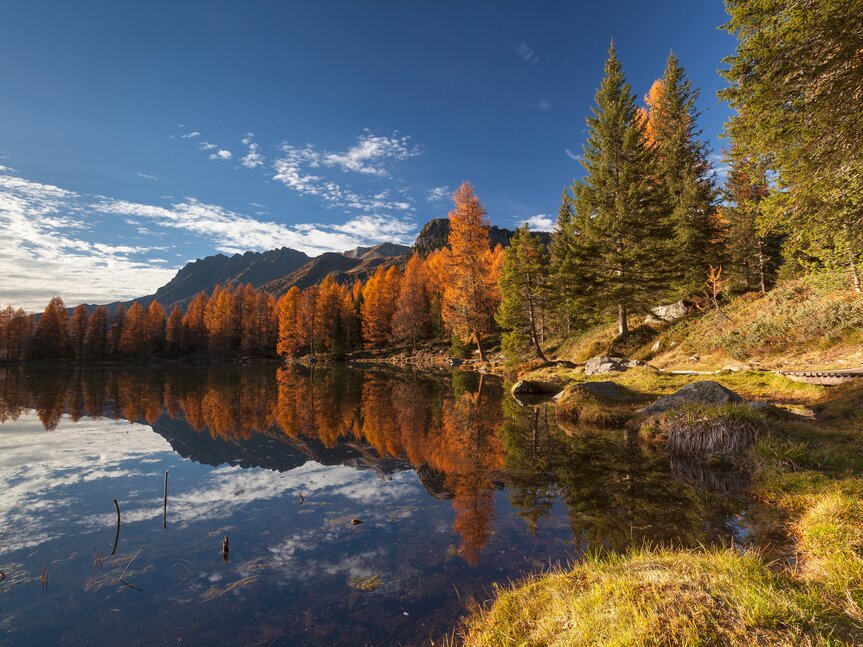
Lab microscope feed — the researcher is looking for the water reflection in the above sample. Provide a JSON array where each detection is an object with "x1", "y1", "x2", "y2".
[{"x1": 0, "y1": 365, "x2": 747, "y2": 645}]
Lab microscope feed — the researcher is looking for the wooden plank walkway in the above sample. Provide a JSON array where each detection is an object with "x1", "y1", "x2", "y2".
[{"x1": 777, "y1": 368, "x2": 863, "y2": 385}]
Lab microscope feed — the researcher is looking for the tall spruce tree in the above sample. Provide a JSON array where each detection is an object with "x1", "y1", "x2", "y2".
[
  {"x1": 497, "y1": 225, "x2": 549, "y2": 364},
  {"x1": 569, "y1": 45, "x2": 672, "y2": 336},
  {"x1": 646, "y1": 54, "x2": 719, "y2": 296}
]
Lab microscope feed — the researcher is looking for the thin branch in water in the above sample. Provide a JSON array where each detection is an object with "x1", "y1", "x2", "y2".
[
  {"x1": 162, "y1": 470, "x2": 169, "y2": 530},
  {"x1": 40, "y1": 563, "x2": 47, "y2": 590},
  {"x1": 119, "y1": 546, "x2": 145, "y2": 592},
  {"x1": 92, "y1": 546, "x2": 104, "y2": 582},
  {"x1": 111, "y1": 499, "x2": 121, "y2": 556}
]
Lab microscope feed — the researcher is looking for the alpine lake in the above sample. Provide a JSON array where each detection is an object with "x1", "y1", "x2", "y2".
[{"x1": 0, "y1": 364, "x2": 763, "y2": 645}]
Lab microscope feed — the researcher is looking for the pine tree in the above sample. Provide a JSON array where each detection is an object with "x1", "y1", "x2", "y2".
[
  {"x1": 496, "y1": 225, "x2": 549, "y2": 363},
  {"x1": 721, "y1": 0, "x2": 863, "y2": 291},
  {"x1": 645, "y1": 54, "x2": 719, "y2": 296},
  {"x1": 570, "y1": 45, "x2": 672, "y2": 336},
  {"x1": 549, "y1": 193, "x2": 593, "y2": 336},
  {"x1": 442, "y1": 182, "x2": 499, "y2": 360},
  {"x1": 722, "y1": 153, "x2": 783, "y2": 293},
  {"x1": 393, "y1": 255, "x2": 430, "y2": 350},
  {"x1": 30, "y1": 297, "x2": 68, "y2": 360},
  {"x1": 68, "y1": 305, "x2": 89, "y2": 360}
]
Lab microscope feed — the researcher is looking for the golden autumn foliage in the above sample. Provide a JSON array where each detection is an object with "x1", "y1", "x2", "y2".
[
  {"x1": 442, "y1": 182, "x2": 500, "y2": 361},
  {"x1": 361, "y1": 265, "x2": 401, "y2": 348}
]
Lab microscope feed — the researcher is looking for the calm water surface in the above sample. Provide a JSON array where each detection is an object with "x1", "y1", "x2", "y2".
[{"x1": 0, "y1": 365, "x2": 751, "y2": 645}]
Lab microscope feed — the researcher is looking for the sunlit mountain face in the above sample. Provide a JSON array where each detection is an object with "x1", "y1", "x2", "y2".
[{"x1": 0, "y1": 365, "x2": 751, "y2": 645}]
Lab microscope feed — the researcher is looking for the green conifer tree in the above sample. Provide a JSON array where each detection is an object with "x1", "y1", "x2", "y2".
[
  {"x1": 570, "y1": 45, "x2": 672, "y2": 337},
  {"x1": 497, "y1": 225, "x2": 549, "y2": 364},
  {"x1": 649, "y1": 54, "x2": 720, "y2": 296}
]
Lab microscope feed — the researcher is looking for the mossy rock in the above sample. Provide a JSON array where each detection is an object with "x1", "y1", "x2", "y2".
[{"x1": 555, "y1": 381, "x2": 640, "y2": 427}]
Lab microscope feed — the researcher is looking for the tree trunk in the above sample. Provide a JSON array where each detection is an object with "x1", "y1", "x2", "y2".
[
  {"x1": 527, "y1": 295, "x2": 547, "y2": 362},
  {"x1": 475, "y1": 332, "x2": 487, "y2": 362},
  {"x1": 849, "y1": 254, "x2": 862, "y2": 294},
  {"x1": 757, "y1": 240, "x2": 768, "y2": 294},
  {"x1": 617, "y1": 302, "x2": 628, "y2": 337}
]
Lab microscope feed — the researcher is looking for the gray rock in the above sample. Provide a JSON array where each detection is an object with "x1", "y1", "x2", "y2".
[
  {"x1": 584, "y1": 356, "x2": 652, "y2": 376},
  {"x1": 644, "y1": 300, "x2": 691, "y2": 324},
  {"x1": 511, "y1": 380, "x2": 562, "y2": 397},
  {"x1": 641, "y1": 380, "x2": 745, "y2": 416}
]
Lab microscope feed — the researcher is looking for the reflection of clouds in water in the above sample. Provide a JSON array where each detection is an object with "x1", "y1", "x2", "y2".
[
  {"x1": 147, "y1": 463, "x2": 419, "y2": 527},
  {"x1": 0, "y1": 412, "x2": 171, "y2": 551},
  {"x1": 0, "y1": 412, "x2": 421, "y2": 552}
]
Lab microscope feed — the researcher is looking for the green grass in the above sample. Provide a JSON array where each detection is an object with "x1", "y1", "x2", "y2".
[{"x1": 460, "y1": 545, "x2": 852, "y2": 646}]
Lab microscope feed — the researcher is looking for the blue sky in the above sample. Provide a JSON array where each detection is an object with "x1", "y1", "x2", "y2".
[{"x1": 0, "y1": 0, "x2": 735, "y2": 309}]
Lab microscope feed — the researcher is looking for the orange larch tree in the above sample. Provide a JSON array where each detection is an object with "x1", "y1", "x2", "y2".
[
  {"x1": 392, "y1": 254, "x2": 429, "y2": 350},
  {"x1": 68, "y1": 304, "x2": 89, "y2": 360},
  {"x1": 277, "y1": 286, "x2": 303, "y2": 358},
  {"x1": 441, "y1": 182, "x2": 499, "y2": 361}
]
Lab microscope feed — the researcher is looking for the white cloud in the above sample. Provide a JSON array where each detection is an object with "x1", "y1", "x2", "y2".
[
  {"x1": 426, "y1": 186, "x2": 450, "y2": 203},
  {"x1": 209, "y1": 149, "x2": 232, "y2": 161},
  {"x1": 565, "y1": 149, "x2": 581, "y2": 161},
  {"x1": 199, "y1": 142, "x2": 218, "y2": 150},
  {"x1": 321, "y1": 132, "x2": 420, "y2": 177},
  {"x1": 272, "y1": 131, "x2": 420, "y2": 213},
  {"x1": 180, "y1": 131, "x2": 200, "y2": 139},
  {"x1": 538, "y1": 99, "x2": 552, "y2": 111},
  {"x1": 136, "y1": 171, "x2": 161, "y2": 181},
  {"x1": 521, "y1": 214, "x2": 555, "y2": 232},
  {"x1": 0, "y1": 165, "x2": 16, "y2": 173},
  {"x1": 239, "y1": 133, "x2": 265, "y2": 169},
  {"x1": 0, "y1": 174, "x2": 177, "y2": 309}
]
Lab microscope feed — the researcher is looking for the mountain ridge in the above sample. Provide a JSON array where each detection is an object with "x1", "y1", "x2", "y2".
[{"x1": 82, "y1": 219, "x2": 543, "y2": 311}]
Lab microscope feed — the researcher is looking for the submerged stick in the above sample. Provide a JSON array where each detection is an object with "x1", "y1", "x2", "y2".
[
  {"x1": 119, "y1": 546, "x2": 144, "y2": 592},
  {"x1": 111, "y1": 499, "x2": 121, "y2": 556},
  {"x1": 162, "y1": 470, "x2": 169, "y2": 529}
]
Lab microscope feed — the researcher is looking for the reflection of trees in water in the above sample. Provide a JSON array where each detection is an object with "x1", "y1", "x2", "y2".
[
  {"x1": 0, "y1": 365, "x2": 740, "y2": 560},
  {"x1": 501, "y1": 399, "x2": 742, "y2": 551},
  {"x1": 0, "y1": 365, "x2": 506, "y2": 564}
]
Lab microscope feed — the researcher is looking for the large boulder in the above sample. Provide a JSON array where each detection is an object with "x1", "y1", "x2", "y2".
[
  {"x1": 584, "y1": 356, "x2": 652, "y2": 376},
  {"x1": 644, "y1": 300, "x2": 691, "y2": 325},
  {"x1": 641, "y1": 381, "x2": 745, "y2": 416}
]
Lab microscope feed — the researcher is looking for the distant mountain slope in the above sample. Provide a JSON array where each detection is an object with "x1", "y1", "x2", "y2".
[
  {"x1": 83, "y1": 219, "x2": 548, "y2": 310},
  {"x1": 414, "y1": 218, "x2": 551, "y2": 256},
  {"x1": 150, "y1": 247, "x2": 310, "y2": 305},
  {"x1": 260, "y1": 249, "x2": 410, "y2": 296}
]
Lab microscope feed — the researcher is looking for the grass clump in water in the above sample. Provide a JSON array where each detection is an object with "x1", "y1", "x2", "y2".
[
  {"x1": 459, "y1": 545, "x2": 850, "y2": 646},
  {"x1": 640, "y1": 403, "x2": 767, "y2": 460}
]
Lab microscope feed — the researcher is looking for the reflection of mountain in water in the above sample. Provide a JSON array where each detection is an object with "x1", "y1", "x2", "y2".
[
  {"x1": 152, "y1": 413, "x2": 411, "y2": 476},
  {"x1": 0, "y1": 364, "x2": 750, "y2": 563}
]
